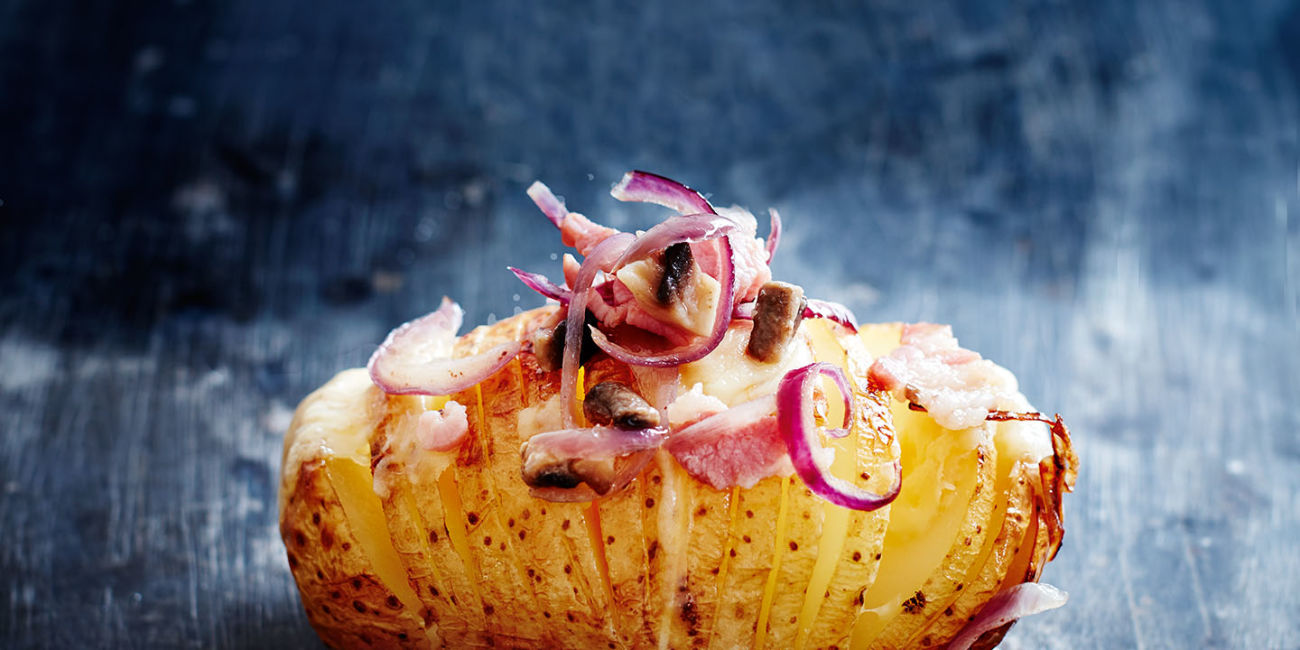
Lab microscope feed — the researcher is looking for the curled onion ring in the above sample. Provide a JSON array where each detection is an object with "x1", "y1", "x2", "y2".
[{"x1": 776, "y1": 362, "x2": 901, "y2": 511}]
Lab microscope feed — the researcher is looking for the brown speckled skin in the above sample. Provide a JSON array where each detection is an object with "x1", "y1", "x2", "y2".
[{"x1": 281, "y1": 458, "x2": 429, "y2": 649}]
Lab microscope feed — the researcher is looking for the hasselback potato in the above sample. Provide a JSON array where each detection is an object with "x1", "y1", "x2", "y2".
[{"x1": 279, "y1": 173, "x2": 1076, "y2": 649}]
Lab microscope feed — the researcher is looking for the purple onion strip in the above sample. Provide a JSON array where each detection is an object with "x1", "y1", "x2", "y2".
[
  {"x1": 610, "y1": 170, "x2": 716, "y2": 216},
  {"x1": 776, "y1": 362, "x2": 901, "y2": 511},
  {"x1": 509, "y1": 266, "x2": 572, "y2": 303},
  {"x1": 368, "y1": 297, "x2": 521, "y2": 396},
  {"x1": 766, "y1": 207, "x2": 782, "y2": 262},
  {"x1": 527, "y1": 181, "x2": 567, "y2": 228},
  {"x1": 561, "y1": 232, "x2": 635, "y2": 428}
]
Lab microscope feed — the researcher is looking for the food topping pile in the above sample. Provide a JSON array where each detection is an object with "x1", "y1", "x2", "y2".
[{"x1": 366, "y1": 171, "x2": 1069, "y2": 515}]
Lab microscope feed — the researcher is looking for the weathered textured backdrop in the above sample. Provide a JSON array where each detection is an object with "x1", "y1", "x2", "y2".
[{"x1": 1, "y1": 0, "x2": 1297, "y2": 647}]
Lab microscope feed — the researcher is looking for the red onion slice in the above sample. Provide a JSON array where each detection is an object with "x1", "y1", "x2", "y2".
[
  {"x1": 509, "y1": 266, "x2": 572, "y2": 303},
  {"x1": 611, "y1": 170, "x2": 716, "y2": 216},
  {"x1": 947, "y1": 583, "x2": 1068, "y2": 650},
  {"x1": 776, "y1": 362, "x2": 901, "y2": 511},
  {"x1": 590, "y1": 232, "x2": 737, "y2": 367},
  {"x1": 611, "y1": 213, "x2": 739, "y2": 269},
  {"x1": 368, "y1": 297, "x2": 521, "y2": 396},
  {"x1": 524, "y1": 425, "x2": 668, "y2": 459},
  {"x1": 561, "y1": 232, "x2": 636, "y2": 427},
  {"x1": 526, "y1": 180, "x2": 567, "y2": 227},
  {"x1": 804, "y1": 298, "x2": 859, "y2": 332},
  {"x1": 766, "y1": 207, "x2": 782, "y2": 262}
]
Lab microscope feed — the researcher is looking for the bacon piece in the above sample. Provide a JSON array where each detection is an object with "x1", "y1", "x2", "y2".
[
  {"x1": 562, "y1": 253, "x2": 582, "y2": 289},
  {"x1": 559, "y1": 211, "x2": 620, "y2": 256},
  {"x1": 691, "y1": 219, "x2": 771, "y2": 303},
  {"x1": 867, "y1": 323, "x2": 1016, "y2": 430},
  {"x1": 666, "y1": 412, "x2": 788, "y2": 490},
  {"x1": 415, "y1": 400, "x2": 470, "y2": 451}
]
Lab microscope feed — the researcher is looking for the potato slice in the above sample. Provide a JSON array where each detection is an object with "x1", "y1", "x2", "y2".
[
  {"x1": 516, "y1": 351, "x2": 624, "y2": 646},
  {"x1": 907, "y1": 460, "x2": 1036, "y2": 648},
  {"x1": 476, "y1": 322, "x2": 615, "y2": 647},
  {"x1": 864, "y1": 414, "x2": 998, "y2": 649},
  {"x1": 799, "y1": 329, "x2": 898, "y2": 650},
  {"x1": 371, "y1": 391, "x2": 484, "y2": 644},
  {"x1": 709, "y1": 471, "x2": 783, "y2": 648},
  {"x1": 675, "y1": 476, "x2": 733, "y2": 646},
  {"x1": 641, "y1": 445, "x2": 735, "y2": 649},
  {"x1": 434, "y1": 323, "x2": 550, "y2": 645},
  {"x1": 279, "y1": 369, "x2": 433, "y2": 648},
  {"x1": 762, "y1": 479, "x2": 825, "y2": 648}
]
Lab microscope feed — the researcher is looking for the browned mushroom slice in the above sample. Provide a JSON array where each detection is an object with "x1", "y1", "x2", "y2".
[
  {"x1": 532, "y1": 309, "x2": 600, "y2": 372},
  {"x1": 582, "y1": 381, "x2": 661, "y2": 430},
  {"x1": 745, "y1": 281, "x2": 807, "y2": 362},
  {"x1": 520, "y1": 437, "x2": 647, "y2": 497},
  {"x1": 520, "y1": 451, "x2": 620, "y2": 494},
  {"x1": 656, "y1": 241, "x2": 695, "y2": 305}
]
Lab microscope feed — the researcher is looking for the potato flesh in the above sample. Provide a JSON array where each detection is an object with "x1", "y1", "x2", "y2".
[
  {"x1": 908, "y1": 461, "x2": 1035, "y2": 647},
  {"x1": 902, "y1": 408, "x2": 1045, "y2": 648},
  {"x1": 850, "y1": 415, "x2": 984, "y2": 647}
]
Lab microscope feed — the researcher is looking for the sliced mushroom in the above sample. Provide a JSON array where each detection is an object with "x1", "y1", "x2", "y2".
[
  {"x1": 570, "y1": 458, "x2": 618, "y2": 494},
  {"x1": 520, "y1": 446, "x2": 620, "y2": 495},
  {"x1": 522, "y1": 458, "x2": 584, "y2": 489},
  {"x1": 656, "y1": 242, "x2": 695, "y2": 305},
  {"x1": 583, "y1": 381, "x2": 661, "y2": 429},
  {"x1": 532, "y1": 309, "x2": 600, "y2": 372},
  {"x1": 745, "y1": 281, "x2": 807, "y2": 363}
]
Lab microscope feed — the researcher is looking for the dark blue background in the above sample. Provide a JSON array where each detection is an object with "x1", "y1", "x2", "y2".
[{"x1": 2, "y1": 0, "x2": 1298, "y2": 647}]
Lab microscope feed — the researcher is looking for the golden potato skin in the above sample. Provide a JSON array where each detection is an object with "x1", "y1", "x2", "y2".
[{"x1": 279, "y1": 308, "x2": 1074, "y2": 649}]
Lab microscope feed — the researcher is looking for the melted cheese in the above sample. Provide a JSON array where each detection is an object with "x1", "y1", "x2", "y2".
[{"x1": 678, "y1": 321, "x2": 813, "y2": 407}]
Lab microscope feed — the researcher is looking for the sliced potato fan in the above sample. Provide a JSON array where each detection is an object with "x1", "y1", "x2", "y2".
[{"x1": 279, "y1": 312, "x2": 1073, "y2": 649}]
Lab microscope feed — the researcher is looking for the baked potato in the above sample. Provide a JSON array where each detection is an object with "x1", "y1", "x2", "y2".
[{"x1": 279, "y1": 172, "x2": 1077, "y2": 649}]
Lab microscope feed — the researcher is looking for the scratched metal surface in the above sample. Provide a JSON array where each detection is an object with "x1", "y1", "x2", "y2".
[{"x1": 1, "y1": 0, "x2": 1298, "y2": 648}]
